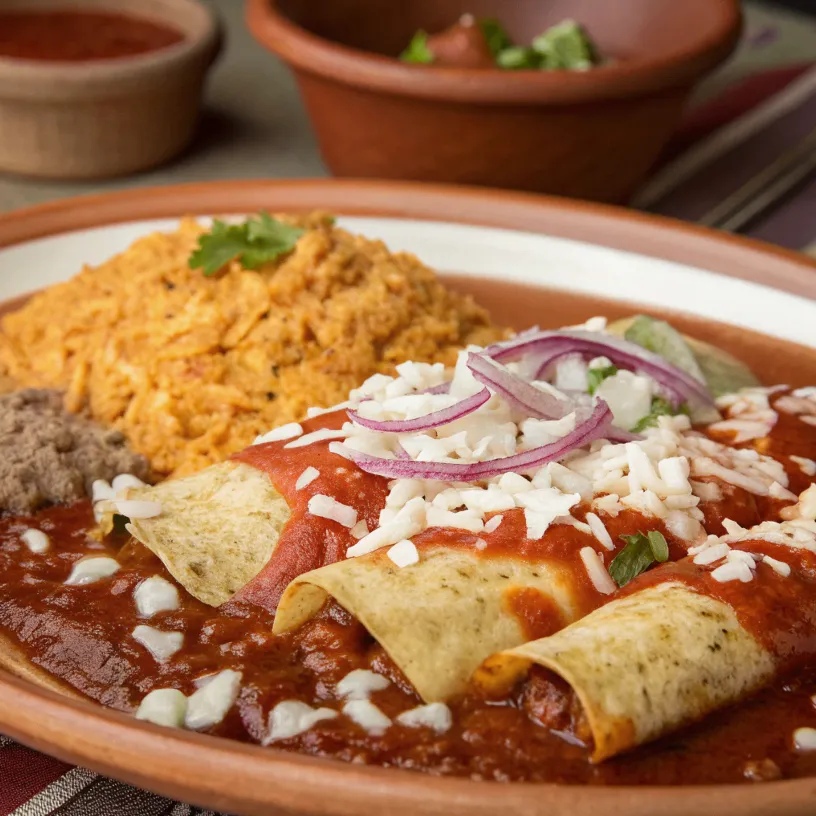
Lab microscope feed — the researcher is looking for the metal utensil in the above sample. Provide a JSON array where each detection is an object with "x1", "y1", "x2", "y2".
[{"x1": 699, "y1": 129, "x2": 816, "y2": 233}]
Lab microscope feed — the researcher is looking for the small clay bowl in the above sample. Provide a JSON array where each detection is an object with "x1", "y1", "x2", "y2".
[
  {"x1": 0, "y1": 0, "x2": 222, "y2": 180},
  {"x1": 246, "y1": 0, "x2": 741, "y2": 203}
]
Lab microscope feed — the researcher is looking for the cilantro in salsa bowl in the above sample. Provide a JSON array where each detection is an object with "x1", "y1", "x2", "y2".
[{"x1": 400, "y1": 14, "x2": 601, "y2": 71}]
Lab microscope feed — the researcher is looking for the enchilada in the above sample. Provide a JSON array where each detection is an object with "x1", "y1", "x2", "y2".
[{"x1": 3, "y1": 315, "x2": 816, "y2": 785}]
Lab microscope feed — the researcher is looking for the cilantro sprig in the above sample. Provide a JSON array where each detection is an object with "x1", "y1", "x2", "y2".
[
  {"x1": 587, "y1": 364, "x2": 618, "y2": 395},
  {"x1": 631, "y1": 397, "x2": 690, "y2": 433},
  {"x1": 400, "y1": 30, "x2": 434, "y2": 63},
  {"x1": 188, "y1": 212, "x2": 304, "y2": 277},
  {"x1": 400, "y1": 16, "x2": 599, "y2": 71},
  {"x1": 609, "y1": 531, "x2": 669, "y2": 588},
  {"x1": 479, "y1": 18, "x2": 512, "y2": 56}
]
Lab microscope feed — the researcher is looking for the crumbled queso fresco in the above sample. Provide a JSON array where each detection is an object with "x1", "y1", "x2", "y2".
[
  {"x1": 113, "y1": 317, "x2": 816, "y2": 744},
  {"x1": 264, "y1": 320, "x2": 816, "y2": 599}
]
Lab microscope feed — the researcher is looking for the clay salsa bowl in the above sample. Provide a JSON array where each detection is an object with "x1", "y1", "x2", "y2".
[
  {"x1": 0, "y1": 179, "x2": 816, "y2": 816},
  {"x1": 246, "y1": 0, "x2": 741, "y2": 203},
  {"x1": 0, "y1": 0, "x2": 222, "y2": 179}
]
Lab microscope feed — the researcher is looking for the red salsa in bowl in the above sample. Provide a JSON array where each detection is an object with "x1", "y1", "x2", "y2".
[{"x1": 0, "y1": 9, "x2": 184, "y2": 62}]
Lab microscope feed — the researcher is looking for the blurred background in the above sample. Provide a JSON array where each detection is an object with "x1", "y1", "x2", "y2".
[{"x1": 2, "y1": 0, "x2": 816, "y2": 252}]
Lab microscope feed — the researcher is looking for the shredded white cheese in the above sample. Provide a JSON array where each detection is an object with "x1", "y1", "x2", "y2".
[
  {"x1": 349, "y1": 519, "x2": 369, "y2": 539},
  {"x1": 387, "y1": 539, "x2": 419, "y2": 568},
  {"x1": 185, "y1": 670, "x2": 242, "y2": 730},
  {"x1": 770, "y1": 481, "x2": 798, "y2": 502},
  {"x1": 112, "y1": 473, "x2": 147, "y2": 493},
  {"x1": 299, "y1": 337, "x2": 811, "y2": 580},
  {"x1": 794, "y1": 727, "x2": 816, "y2": 751},
  {"x1": 91, "y1": 479, "x2": 116, "y2": 502},
  {"x1": 579, "y1": 547, "x2": 616, "y2": 595},
  {"x1": 347, "y1": 497, "x2": 426, "y2": 557},
  {"x1": 254, "y1": 423, "x2": 303, "y2": 445},
  {"x1": 484, "y1": 514, "x2": 503, "y2": 533},
  {"x1": 396, "y1": 702, "x2": 452, "y2": 733},
  {"x1": 21, "y1": 528, "x2": 49, "y2": 554},
  {"x1": 307, "y1": 494, "x2": 358, "y2": 528},
  {"x1": 114, "y1": 500, "x2": 162, "y2": 520},
  {"x1": 691, "y1": 480, "x2": 722, "y2": 502},
  {"x1": 264, "y1": 701, "x2": 337, "y2": 744},
  {"x1": 336, "y1": 669, "x2": 391, "y2": 700},
  {"x1": 134, "y1": 576, "x2": 180, "y2": 617},
  {"x1": 791, "y1": 455, "x2": 816, "y2": 477},
  {"x1": 342, "y1": 699, "x2": 391, "y2": 736},
  {"x1": 762, "y1": 555, "x2": 791, "y2": 577},
  {"x1": 693, "y1": 542, "x2": 730, "y2": 566},
  {"x1": 585, "y1": 512, "x2": 614, "y2": 551},
  {"x1": 285, "y1": 428, "x2": 348, "y2": 449},
  {"x1": 711, "y1": 559, "x2": 754, "y2": 584},
  {"x1": 132, "y1": 626, "x2": 184, "y2": 662},
  {"x1": 65, "y1": 556, "x2": 120, "y2": 586},
  {"x1": 135, "y1": 689, "x2": 188, "y2": 728},
  {"x1": 295, "y1": 466, "x2": 321, "y2": 490}
]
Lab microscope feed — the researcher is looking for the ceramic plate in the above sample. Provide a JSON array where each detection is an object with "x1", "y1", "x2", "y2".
[{"x1": 0, "y1": 179, "x2": 814, "y2": 816}]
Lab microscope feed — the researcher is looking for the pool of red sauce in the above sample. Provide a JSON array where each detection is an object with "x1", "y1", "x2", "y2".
[
  {"x1": 1, "y1": 397, "x2": 816, "y2": 784},
  {"x1": 0, "y1": 10, "x2": 184, "y2": 62}
]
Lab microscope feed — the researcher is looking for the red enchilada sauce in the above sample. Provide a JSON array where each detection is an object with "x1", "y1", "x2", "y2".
[
  {"x1": 233, "y1": 410, "x2": 689, "y2": 617},
  {"x1": 0, "y1": 410, "x2": 816, "y2": 784},
  {"x1": 0, "y1": 10, "x2": 184, "y2": 62}
]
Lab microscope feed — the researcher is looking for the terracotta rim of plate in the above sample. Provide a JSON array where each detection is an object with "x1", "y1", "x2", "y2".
[
  {"x1": 1, "y1": 178, "x2": 815, "y2": 300},
  {"x1": 244, "y1": 0, "x2": 742, "y2": 104},
  {"x1": 0, "y1": 178, "x2": 815, "y2": 816}
]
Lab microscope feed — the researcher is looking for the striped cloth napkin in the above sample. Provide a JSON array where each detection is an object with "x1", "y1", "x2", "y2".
[
  {"x1": 3, "y1": 29, "x2": 816, "y2": 816},
  {"x1": 0, "y1": 736, "x2": 217, "y2": 816}
]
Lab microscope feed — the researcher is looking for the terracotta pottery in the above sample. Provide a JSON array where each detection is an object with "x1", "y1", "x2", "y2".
[
  {"x1": 0, "y1": 0, "x2": 222, "y2": 179},
  {"x1": 245, "y1": 0, "x2": 741, "y2": 203},
  {"x1": 0, "y1": 179, "x2": 815, "y2": 815}
]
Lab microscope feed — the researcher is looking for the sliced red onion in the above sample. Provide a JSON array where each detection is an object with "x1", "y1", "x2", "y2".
[
  {"x1": 604, "y1": 426, "x2": 641, "y2": 443},
  {"x1": 342, "y1": 400, "x2": 612, "y2": 480},
  {"x1": 347, "y1": 387, "x2": 489, "y2": 433},
  {"x1": 423, "y1": 382, "x2": 450, "y2": 395},
  {"x1": 571, "y1": 403, "x2": 641, "y2": 442},
  {"x1": 486, "y1": 330, "x2": 714, "y2": 409},
  {"x1": 466, "y1": 353, "x2": 571, "y2": 419}
]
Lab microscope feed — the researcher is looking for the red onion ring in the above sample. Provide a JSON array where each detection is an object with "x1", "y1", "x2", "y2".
[
  {"x1": 423, "y1": 382, "x2": 450, "y2": 395},
  {"x1": 486, "y1": 330, "x2": 714, "y2": 409},
  {"x1": 347, "y1": 387, "x2": 490, "y2": 433},
  {"x1": 604, "y1": 426, "x2": 641, "y2": 443},
  {"x1": 466, "y1": 353, "x2": 571, "y2": 419},
  {"x1": 339, "y1": 400, "x2": 613, "y2": 480}
]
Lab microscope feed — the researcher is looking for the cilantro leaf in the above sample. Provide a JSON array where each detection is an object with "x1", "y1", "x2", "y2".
[
  {"x1": 532, "y1": 19, "x2": 597, "y2": 70},
  {"x1": 630, "y1": 397, "x2": 689, "y2": 433},
  {"x1": 624, "y1": 315, "x2": 705, "y2": 383},
  {"x1": 609, "y1": 315, "x2": 759, "y2": 400},
  {"x1": 587, "y1": 364, "x2": 617, "y2": 395},
  {"x1": 647, "y1": 530, "x2": 669, "y2": 563},
  {"x1": 609, "y1": 530, "x2": 669, "y2": 587},
  {"x1": 496, "y1": 45, "x2": 540, "y2": 69},
  {"x1": 479, "y1": 18, "x2": 513, "y2": 56},
  {"x1": 400, "y1": 30, "x2": 434, "y2": 63},
  {"x1": 241, "y1": 212, "x2": 305, "y2": 270},
  {"x1": 188, "y1": 212, "x2": 304, "y2": 277},
  {"x1": 188, "y1": 219, "x2": 249, "y2": 277}
]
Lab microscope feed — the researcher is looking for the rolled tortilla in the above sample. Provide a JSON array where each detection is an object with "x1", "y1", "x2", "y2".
[
  {"x1": 274, "y1": 544, "x2": 581, "y2": 702},
  {"x1": 474, "y1": 581, "x2": 774, "y2": 762},
  {"x1": 118, "y1": 462, "x2": 291, "y2": 607}
]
